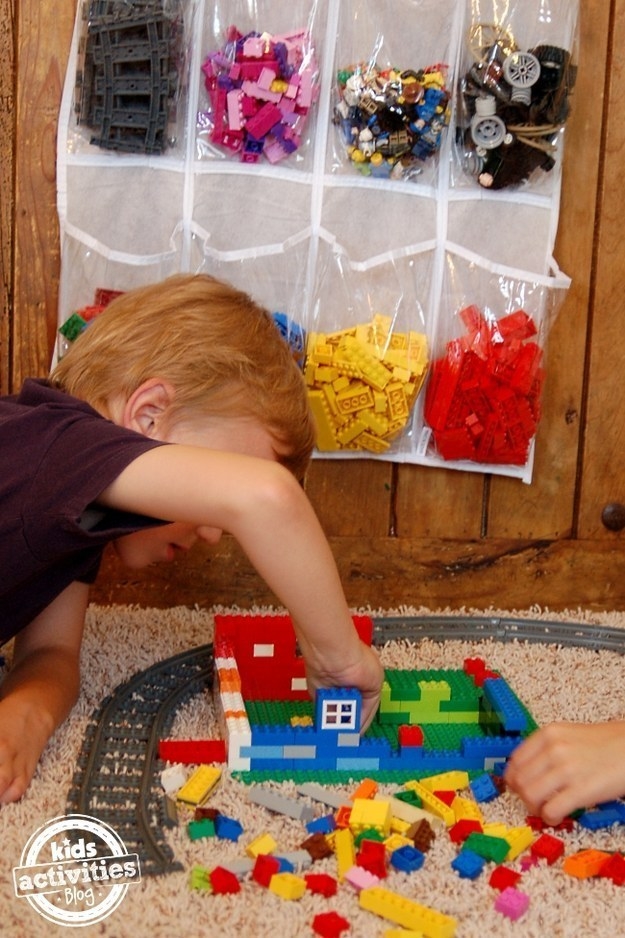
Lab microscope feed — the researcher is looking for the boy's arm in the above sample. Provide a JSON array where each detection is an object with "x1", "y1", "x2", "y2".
[
  {"x1": 100, "y1": 445, "x2": 384, "y2": 726},
  {"x1": 0, "y1": 580, "x2": 88, "y2": 803},
  {"x1": 505, "y1": 721, "x2": 625, "y2": 824}
]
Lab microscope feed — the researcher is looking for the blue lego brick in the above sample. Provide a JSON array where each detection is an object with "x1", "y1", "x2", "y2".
[
  {"x1": 451, "y1": 849, "x2": 485, "y2": 880},
  {"x1": 461, "y1": 735, "x2": 521, "y2": 760},
  {"x1": 250, "y1": 758, "x2": 294, "y2": 771},
  {"x1": 306, "y1": 814, "x2": 337, "y2": 835},
  {"x1": 482, "y1": 678, "x2": 529, "y2": 733},
  {"x1": 470, "y1": 773, "x2": 499, "y2": 803},
  {"x1": 251, "y1": 725, "x2": 296, "y2": 746},
  {"x1": 240, "y1": 746, "x2": 284, "y2": 759},
  {"x1": 390, "y1": 845, "x2": 425, "y2": 873},
  {"x1": 335, "y1": 757, "x2": 380, "y2": 771},
  {"x1": 357, "y1": 737, "x2": 394, "y2": 758},
  {"x1": 315, "y1": 687, "x2": 362, "y2": 734},
  {"x1": 275, "y1": 856, "x2": 295, "y2": 873},
  {"x1": 577, "y1": 807, "x2": 624, "y2": 830},
  {"x1": 214, "y1": 815, "x2": 243, "y2": 842}
]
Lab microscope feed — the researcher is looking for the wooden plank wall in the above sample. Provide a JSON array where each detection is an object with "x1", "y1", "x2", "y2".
[{"x1": 5, "y1": 0, "x2": 625, "y2": 613}]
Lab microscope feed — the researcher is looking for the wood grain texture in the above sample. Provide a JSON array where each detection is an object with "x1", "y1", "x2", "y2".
[
  {"x1": 13, "y1": 0, "x2": 74, "y2": 384},
  {"x1": 91, "y1": 534, "x2": 625, "y2": 612},
  {"x1": 577, "y1": 0, "x2": 625, "y2": 539},
  {"x1": 0, "y1": 0, "x2": 14, "y2": 393}
]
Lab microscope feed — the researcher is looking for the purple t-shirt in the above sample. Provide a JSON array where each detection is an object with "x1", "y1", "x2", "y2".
[{"x1": 0, "y1": 379, "x2": 168, "y2": 644}]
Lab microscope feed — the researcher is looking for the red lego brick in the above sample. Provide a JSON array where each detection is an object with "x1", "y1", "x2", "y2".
[
  {"x1": 355, "y1": 839, "x2": 387, "y2": 879},
  {"x1": 252, "y1": 853, "x2": 281, "y2": 888},
  {"x1": 312, "y1": 911, "x2": 350, "y2": 938},
  {"x1": 158, "y1": 739, "x2": 226, "y2": 764},
  {"x1": 531, "y1": 832, "x2": 565, "y2": 865},
  {"x1": 399, "y1": 724, "x2": 424, "y2": 747},
  {"x1": 305, "y1": 872, "x2": 338, "y2": 897},
  {"x1": 489, "y1": 865, "x2": 523, "y2": 891},
  {"x1": 599, "y1": 852, "x2": 625, "y2": 886},
  {"x1": 449, "y1": 819, "x2": 483, "y2": 844},
  {"x1": 210, "y1": 866, "x2": 241, "y2": 894}
]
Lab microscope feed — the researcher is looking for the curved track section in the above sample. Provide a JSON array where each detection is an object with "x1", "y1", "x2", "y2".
[
  {"x1": 67, "y1": 643, "x2": 213, "y2": 876},
  {"x1": 67, "y1": 617, "x2": 625, "y2": 876}
]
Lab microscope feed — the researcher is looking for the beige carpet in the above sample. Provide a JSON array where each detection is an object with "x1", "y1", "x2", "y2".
[{"x1": 3, "y1": 603, "x2": 625, "y2": 937}]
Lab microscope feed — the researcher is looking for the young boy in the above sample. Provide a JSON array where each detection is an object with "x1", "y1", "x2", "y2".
[
  {"x1": 505, "y1": 721, "x2": 625, "y2": 825},
  {"x1": 0, "y1": 273, "x2": 383, "y2": 804}
]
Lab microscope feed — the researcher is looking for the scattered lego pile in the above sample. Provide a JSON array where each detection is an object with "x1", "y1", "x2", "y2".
[
  {"x1": 334, "y1": 63, "x2": 451, "y2": 180},
  {"x1": 424, "y1": 304, "x2": 543, "y2": 465},
  {"x1": 200, "y1": 27, "x2": 318, "y2": 164},
  {"x1": 158, "y1": 753, "x2": 625, "y2": 937},
  {"x1": 304, "y1": 315, "x2": 429, "y2": 453}
]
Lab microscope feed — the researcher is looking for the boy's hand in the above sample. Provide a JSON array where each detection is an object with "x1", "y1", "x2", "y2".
[
  {"x1": 505, "y1": 720, "x2": 625, "y2": 825},
  {"x1": 0, "y1": 696, "x2": 53, "y2": 803},
  {"x1": 305, "y1": 642, "x2": 384, "y2": 732}
]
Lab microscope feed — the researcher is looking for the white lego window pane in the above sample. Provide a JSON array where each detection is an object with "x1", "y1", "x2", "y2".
[{"x1": 322, "y1": 699, "x2": 357, "y2": 730}]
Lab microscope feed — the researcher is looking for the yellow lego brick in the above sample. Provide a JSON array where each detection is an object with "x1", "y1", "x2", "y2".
[
  {"x1": 308, "y1": 390, "x2": 341, "y2": 451},
  {"x1": 322, "y1": 384, "x2": 349, "y2": 422},
  {"x1": 376, "y1": 794, "x2": 445, "y2": 832},
  {"x1": 332, "y1": 374, "x2": 351, "y2": 392},
  {"x1": 176, "y1": 765, "x2": 221, "y2": 806},
  {"x1": 337, "y1": 417, "x2": 367, "y2": 444},
  {"x1": 390, "y1": 817, "x2": 411, "y2": 836},
  {"x1": 404, "y1": 782, "x2": 455, "y2": 827},
  {"x1": 340, "y1": 335, "x2": 392, "y2": 391},
  {"x1": 309, "y1": 342, "x2": 335, "y2": 366},
  {"x1": 356, "y1": 431, "x2": 391, "y2": 454},
  {"x1": 268, "y1": 872, "x2": 307, "y2": 900},
  {"x1": 384, "y1": 833, "x2": 414, "y2": 853},
  {"x1": 382, "y1": 420, "x2": 408, "y2": 443},
  {"x1": 314, "y1": 365, "x2": 340, "y2": 383},
  {"x1": 290, "y1": 714, "x2": 313, "y2": 727},
  {"x1": 246, "y1": 832, "x2": 278, "y2": 859},
  {"x1": 359, "y1": 407, "x2": 390, "y2": 436},
  {"x1": 349, "y1": 797, "x2": 392, "y2": 837},
  {"x1": 373, "y1": 390, "x2": 388, "y2": 413},
  {"x1": 359, "y1": 886, "x2": 457, "y2": 938},
  {"x1": 336, "y1": 382, "x2": 375, "y2": 415},
  {"x1": 386, "y1": 381, "x2": 410, "y2": 420},
  {"x1": 334, "y1": 827, "x2": 356, "y2": 881},
  {"x1": 420, "y1": 771, "x2": 469, "y2": 793},
  {"x1": 304, "y1": 361, "x2": 317, "y2": 387},
  {"x1": 371, "y1": 312, "x2": 394, "y2": 336},
  {"x1": 504, "y1": 825, "x2": 535, "y2": 860},
  {"x1": 482, "y1": 822, "x2": 509, "y2": 839},
  {"x1": 451, "y1": 796, "x2": 484, "y2": 824},
  {"x1": 384, "y1": 931, "x2": 424, "y2": 938},
  {"x1": 325, "y1": 326, "x2": 357, "y2": 344}
]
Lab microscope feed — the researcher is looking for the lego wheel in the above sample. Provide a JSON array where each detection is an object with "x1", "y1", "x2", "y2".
[
  {"x1": 470, "y1": 114, "x2": 506, "y2": 150},
  {"x1": 504, "y1": 52, "x2": 541, "y2": 87}
]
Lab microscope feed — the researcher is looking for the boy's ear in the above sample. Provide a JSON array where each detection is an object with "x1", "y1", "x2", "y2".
[{"x1": 122, "y1": 378, "x2": 175, "y2": 438}]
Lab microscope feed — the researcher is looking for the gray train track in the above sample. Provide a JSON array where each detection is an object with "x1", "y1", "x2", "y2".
[
  {"x1": 67, "y1": 643, "x2": 213, "y2": 875},
  {"x1": 66, "y1": 616, "x2": 625, "y2": 876}
]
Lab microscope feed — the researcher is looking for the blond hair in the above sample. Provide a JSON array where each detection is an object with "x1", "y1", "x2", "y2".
[{"x1": 52, "y1": 274, "x2": 315, "y2": 479}]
